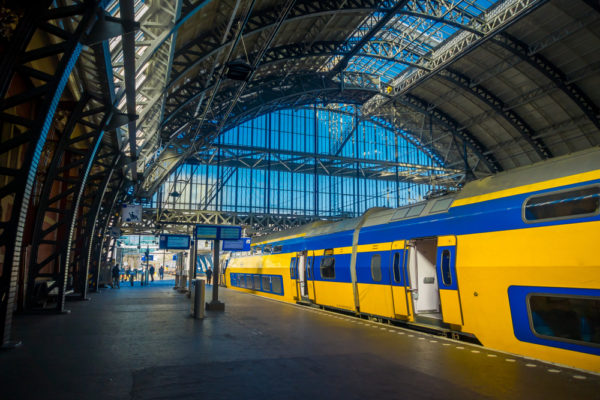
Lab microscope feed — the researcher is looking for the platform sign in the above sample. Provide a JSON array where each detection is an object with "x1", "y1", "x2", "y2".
[
  {"x1": 222, "y1": 238, "x2": 251, "y2": 251},
  {"x1": 196, "y1": 226, "x2": 218, "y2": 239},
  {"x1": 159, "y1": 234, "x2": 190, "y2": 250},
  {"x1": 141, "y1": 255, "x2": 154, "y2": 261},
  {"x1": 173, "y1": 254, "x2": 177, "y2": 261},
  {"x1": 196, "y1": 225, "x2": 242, "y2": 241}
]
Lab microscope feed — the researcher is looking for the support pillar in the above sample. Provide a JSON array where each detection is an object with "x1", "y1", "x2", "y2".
[{"x1": 206, "y1": 239, "x2": 224, "y2": 311}]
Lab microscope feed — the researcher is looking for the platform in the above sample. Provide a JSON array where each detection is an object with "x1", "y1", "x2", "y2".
[{"x1": 1, "y1": 280, "x2": 598, "y2": 400}]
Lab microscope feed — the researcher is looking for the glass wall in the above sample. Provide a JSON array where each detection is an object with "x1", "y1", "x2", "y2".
[{"x1": 145, "y1": 105, "x2": 453, "y2": 217}]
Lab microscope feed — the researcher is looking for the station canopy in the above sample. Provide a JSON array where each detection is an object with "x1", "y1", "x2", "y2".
[{"x1": 98, "y1": 0, "x2": 600, "y2": 197}]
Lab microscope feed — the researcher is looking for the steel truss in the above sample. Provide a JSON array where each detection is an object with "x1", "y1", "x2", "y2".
[
  {"x1": 141, "y1": 72, "x2": 380, "y2": 195},
  {"x1": 362, "y1": 0, "x2": 547, "y2": 114},
  {"x1": 71, "y1": 147, "x2": 121, "y2": 300},
  {"x1": 191, "y1": 143, "x2": 461, "y2": 186},
  {"x1": 0, "y1": 0, "x2": 98, "y2": 344},
  {"x1": 121, "y1": 208, "x2": 340, "y2": 236},
  {"x1": 27, "y1": 93, "x2": 112, "y2": 312},
  {"x1": 91, "y1": 176, "x2": 126, "y2": 290}
]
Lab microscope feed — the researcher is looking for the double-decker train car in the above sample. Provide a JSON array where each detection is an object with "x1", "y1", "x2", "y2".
[{"x1": 224, "y1": 148, "x2": 600, "y2": 372}]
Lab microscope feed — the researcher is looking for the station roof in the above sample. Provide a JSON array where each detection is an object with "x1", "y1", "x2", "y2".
[{"x1": 91, "y1": 0, "x2": 600, "y2": 195}]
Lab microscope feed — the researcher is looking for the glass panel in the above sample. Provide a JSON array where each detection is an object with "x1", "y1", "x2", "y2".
[
  {"x1": 391, "y1": 207, "x2": 409, "y2": 220},
  {"x1": 371, "y1": 254, "x2": 382, "y2": 282},
  {"x1": 253, "y1": 275, "x2": 260, "y2": 289},
  {"x1": 524, "y1": 186, "x2": 600, "y2": 222},
  {"x1": 441, "y1": 250, "x2": 452, "y2": 286},
  {"x1": 529, "y1": 295, "x2": 600, "y2": 346},
  {"x1": 262, "y1": 276, "x2": 271, "y2": 292},
  {"x1": 272, "y1": 245, "x2": 283, "y2": 253},
  {"x1": 272, "y1": 276, "x2": 283, "y2": 294},
  {"x1": 431, "y1": 198, "x2": 453, "y2": 213},
  {"x1": 320, "y1": 256, "x2": 336, "y2": 279},
  {"x1": 307, "y1": 258, "x2": 313, "y2": 279},
  {"x1": 392, "y1": 253, "x2": 401, "y2": 283},
  {"x1": 406, "y1": 203, "x2": 426, "y2": 217}
]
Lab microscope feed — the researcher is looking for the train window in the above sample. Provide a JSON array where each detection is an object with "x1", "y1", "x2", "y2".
[
  {"x1": 263, "y1": 245, "x2": 272, "y2": 254},
  {"x1": 290, "y1": 258, "x2": 296, "y2": 279},
  {"x1": 441, "y1": 250, "x2": 452, "y2": 286},
  {"x1": 262, "y1": 276, "x2": 271, "y2": 292},
  {"x1": 371, "y1": 254, "x2": 382, "y2": 282},
  {"x1": 523, "y1": 186, "x2": 600, "y2": 222},
  {"x1": 307, "y1": 257, "x2": 313, "y2": 279},
  {"x1": 391, "y1": 207, "x2": 409, "y2": 220},
  {"x1": 320, "y1": 256, "x2": 336, "y2": 279},
  {"x1": 253, "y1": 275, "x2": 260, "y2": 290},
  {"x1": 431, "y1": 198, "x2": 453, "y2": 213},
  {"x1": 406, "y1": 204, "x2": 426, "y2": 218},
  {"x1": 272, "y1": 276, "x2": 283, "y2": 294},
  {"x1": 239, "y1": 275, "x2": 245, "y2": 288},
  {"x1": 528, "y1": 295, "x2": 600, "y2": 346},
  {"x1": 272, "y1": 245, "x2": 283, "y2": 253},
  {"x1": 392, "y1": 253, "x2": 401, "y2": 283}
]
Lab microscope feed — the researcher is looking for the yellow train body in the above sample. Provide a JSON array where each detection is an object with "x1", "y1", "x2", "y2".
[{"x1": 225, "y1": 149, "x2": 600, "y2": 372}]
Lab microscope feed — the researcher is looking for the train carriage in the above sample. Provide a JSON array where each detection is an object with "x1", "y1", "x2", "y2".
[{"x1": 225, "y1": 148, "x2": 600, "y2": 372}]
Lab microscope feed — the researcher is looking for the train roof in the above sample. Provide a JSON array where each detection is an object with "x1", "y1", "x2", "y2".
[
  {"x1": 252, "y1": 147, "x2": 600, "y2": 244},
  {"x1": 454, "y1": 146, "x2": 600, "y2": 205}
]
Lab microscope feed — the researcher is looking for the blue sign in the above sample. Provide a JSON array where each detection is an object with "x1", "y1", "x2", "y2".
[
  {"x1": 141, "y1": 255, "x2": 154, "y2": 261},
  {"x1": 196, "y1": 225, "x2": 242, "y2": 241},
  {"x1": 159, "y1": 234, "x2": 190, "y2": 250},
  {"x1": 173, "y1": 254, "x2": 178, "y2": 261},
  {"x1": 222, "y1": 238, "x2": 251, "y2": 251}
]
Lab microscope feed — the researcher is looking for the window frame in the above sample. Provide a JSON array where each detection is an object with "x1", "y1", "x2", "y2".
[
  {"x1": 521, "y1": 184, "x2": 600, "y2": 224},
  {"x1": 440, "y1": 249, "x2": 452, "y2": 286},
  {"x1": 371, "y1": 254, "x2": 382, "y2": 282},
  {"x1": 526, "y1": 293, "x2": 600, "y2": 349},
  {"x1": 320, "y1": 256, "x2": 336, "y2": 280},
  {"x1": 392, "y1": 252, "x2": 401, "y2": 283}
]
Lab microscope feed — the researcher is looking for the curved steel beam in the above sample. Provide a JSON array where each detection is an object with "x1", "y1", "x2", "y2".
[
  {"x1": 168, "y1": 0, "x2": 484, "y2": 90},
  {"x1": 163, "y1": 40, "x2": 423, "y2": 129},
  {"x1": 398, "y1": 94, "x2": 503, "y2": 173},
  {"x1": 438, "y1": 68, "x2": 552, "y2": 160},
  {"x1": 0, "y1": 0, "x2": 97, "y2": 344},
  {"x1": 493, "y1": 33, "x2": 600, "y2": 131}
]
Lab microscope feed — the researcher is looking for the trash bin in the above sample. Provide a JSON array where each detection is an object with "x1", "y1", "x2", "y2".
[{"x1": 190, "y1": 279, "x2": 205, "y2": 319}]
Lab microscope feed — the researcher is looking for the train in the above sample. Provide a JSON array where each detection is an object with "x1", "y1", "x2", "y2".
[{"x1": 223, "y1": 147, "x2": 600, "y2": 372}]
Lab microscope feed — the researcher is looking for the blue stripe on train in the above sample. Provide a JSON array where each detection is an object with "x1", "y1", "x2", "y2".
[{"x1": 507, "y1": 286, "x2": 600, "y2": 356}]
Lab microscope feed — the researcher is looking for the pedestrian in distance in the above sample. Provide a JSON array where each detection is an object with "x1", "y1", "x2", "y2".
[
  {"x1": 111, "y1": 263, "x2": 120, "y2": 289},
  {"x1": 149, "y1": 265, "x2": 155, "y2": 282},
  {"x1": 159, "y1": 265, "x2": 164, "y2": 280},
  {"x1": 206, "y1": 267, "x2": 212, "y2": 285}
]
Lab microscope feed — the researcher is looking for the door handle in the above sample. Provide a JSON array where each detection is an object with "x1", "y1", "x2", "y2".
[{"x1": 407, "y1": 288, "x2": 417, "y2": 292}]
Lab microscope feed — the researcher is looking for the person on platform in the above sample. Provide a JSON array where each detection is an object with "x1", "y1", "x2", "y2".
[
  {"x1": 159, "y1": 265, "x2": 164, "y2": 280},
  {"x1": 149, "y1": 265, "x2": 155, "y2": 282},
  {"x1": 206, "y1": 267, "x2": 213, "y2": 285},
  {"x1": 111, "y1": 263, "x2": 120, "y2": 289}
]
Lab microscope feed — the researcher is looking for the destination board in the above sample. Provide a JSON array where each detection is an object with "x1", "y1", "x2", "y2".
[{"x1": 159, "y1": 234, "x2": 190, "y2": 250}]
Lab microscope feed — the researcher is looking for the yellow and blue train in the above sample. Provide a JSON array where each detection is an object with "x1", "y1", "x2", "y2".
[{"x1": 224, "y1": 148, "x2": 600, "y2": 372}]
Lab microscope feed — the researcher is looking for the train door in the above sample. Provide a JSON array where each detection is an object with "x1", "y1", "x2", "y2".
[
  {"x1": 436, "y1": 236, "x2": 463, "y2": 326},
  {"x1": 306, "y1": 252, "x2": 317, "y2": 302},
  {"x1": 290, "y1": 256, "x2": 298, "y2": 299},
  {"x1": 296, "y1": 252, "x2": 309, "y2": 300},
  {"x1": 388, "y1": 241, "x2": 411, "y2": 319},
  {"x1": 406, "y1": 238, "x2": 442, "y2": 321}
]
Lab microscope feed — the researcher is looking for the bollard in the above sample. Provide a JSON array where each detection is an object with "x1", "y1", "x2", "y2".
[{"x1": 190, "y1": 279, "x2": 205, "y2": 319}]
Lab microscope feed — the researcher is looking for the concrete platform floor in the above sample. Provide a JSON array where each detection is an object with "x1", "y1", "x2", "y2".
[{"x1": 1, "y1": 279, "x2": 598, "y2": 400}]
